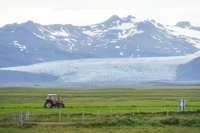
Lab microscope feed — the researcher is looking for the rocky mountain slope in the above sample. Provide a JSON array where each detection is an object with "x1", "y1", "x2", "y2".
[{"x1": 176, "y1": 56, "x2": 200, "y2": 81}]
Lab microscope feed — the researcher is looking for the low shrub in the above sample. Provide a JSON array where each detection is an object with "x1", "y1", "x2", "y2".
[
  {"x1": 180, "y1": 119, "x2": 200, "y2": 127},
  {"x1": 121, "y1": 118, "x2": 133, "y2": 126},
  {"x1": 90, "y1": 122, "x2": 107, "y2": 127},
  {"x1": 109, "y1": 118, "x2": 119, "y2": 126},
  {"x1": 109, "y1": 118, "x2": 165, "y2": 127},
  {"x1": 109, "y1": 118, "x2": 134, "y2": 126},
  {"x1": 0, "y1": 123, "x2": 14, "y2": 127},
  {"x1": 160, "y1": 117, "x2": 179, "y2": 125},
  {"x1": 143, "y1": 120, "x2": 165, "y2": 127}
]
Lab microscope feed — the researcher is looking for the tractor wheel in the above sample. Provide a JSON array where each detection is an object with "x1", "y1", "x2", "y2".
[
  {"x1": 58, "y1": 104, "x2": 64, "y2": 108},
  {"x1": 45, "y1": 101, "x2": 52, "y2": 108}
]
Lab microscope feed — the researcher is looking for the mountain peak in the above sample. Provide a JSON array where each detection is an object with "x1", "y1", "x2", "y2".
[
  {"x1": 25, "y1": 20, "x2": 34, "y2": 23},
  {"x1": 1, "y1": 21, "x2": 36, "y2": 29},
  {"x1": 102, "y1": 15, "x2": 122, "y2": 26},
  {"x1": 22, "y1": 20, "x2": 37, "y2": 26},
  {"x1": 176, "y1": 21, "x2": 191, "y2": 28},
  {"x1": 123, "y1": 15, "x2": 136, "y2": 22},
  {"x1": 107, "y1": 15, "x2": 121, "y2": 22},
  {"x1": 126, "y1": 15, "x2": 136, "y2": 20}
]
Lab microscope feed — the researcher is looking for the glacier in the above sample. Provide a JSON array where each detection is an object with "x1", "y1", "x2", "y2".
[{"x1": 0, "y1": 55, "x2": 199, "y2": 84}]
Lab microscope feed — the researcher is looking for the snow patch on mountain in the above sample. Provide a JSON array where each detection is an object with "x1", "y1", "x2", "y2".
[
  {"x1": 33, "y1": 32, "x2": 45, "y2": 40},
  {"x1": 115, "y1": 46, "x2": 120, "y2": 49},
  {"x1": 82, "y1": 30, "x2": 98, "y2": 36},
  {"x1": 111, "y1": 22, "x2": 135, "y2": 30},
  {"x1": 13, "y1": 41, "x2": 27, "y2": 52},
  {"x1": 167, "y1": 26, "x2": 200, "y2": 39},
  {"x1": 118, "y1": 28, "x2": 143, "y2": 39}
]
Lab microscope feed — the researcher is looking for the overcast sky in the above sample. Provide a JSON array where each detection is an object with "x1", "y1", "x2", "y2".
[{"x1": 0, "y1": 0, "x2": 200, "y2": 27}]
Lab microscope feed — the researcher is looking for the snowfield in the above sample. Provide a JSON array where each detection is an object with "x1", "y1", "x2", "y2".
[{"x1": 0, "y1": 55, "x2": 199, "y2": 84}]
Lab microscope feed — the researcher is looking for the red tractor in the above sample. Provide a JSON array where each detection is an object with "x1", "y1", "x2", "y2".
[{"x1": 44, "y1": 94, "x2": 65, "y2": 108}]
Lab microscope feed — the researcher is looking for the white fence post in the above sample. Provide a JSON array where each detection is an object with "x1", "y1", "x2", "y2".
[
  {"x1": 26, "y1": 109, "x2": 29, "y2": 120},
  {"x1": 20, "y1": 111, "x2": 24, "y2": 124},
  {"x1": 20, "y1": 113, "x2": 22, "y2": 124},
  {"x1": 82, "y1": 113, "x2": 84, "y2": 123},
  {"x1": 59, "y1": 111, "x2": 61, "y2": 122}
]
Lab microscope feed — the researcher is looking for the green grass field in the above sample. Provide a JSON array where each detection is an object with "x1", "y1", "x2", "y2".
[{"x1": 0, "y1": 86, "x2": 200, "y2": 133}]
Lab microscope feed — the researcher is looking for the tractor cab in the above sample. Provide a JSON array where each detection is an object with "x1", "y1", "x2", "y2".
[
  {"x1": 44, "y1": 94, "x2": 65, "y2": 108},
  {"x1": 47, "y1": 94, "x2": 57, "y2": 104}
]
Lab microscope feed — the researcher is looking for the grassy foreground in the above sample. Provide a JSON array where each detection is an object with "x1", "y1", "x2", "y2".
[{"x1": 0, "y1": 86, "x2": 200, "y2": 133}]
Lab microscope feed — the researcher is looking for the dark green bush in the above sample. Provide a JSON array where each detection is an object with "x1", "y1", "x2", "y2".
[
  {"x1": 160, "y1": 117, "x2": 179, "y2": 125},
  {"x1": 108, "y1": 118, "x2": 167, "y2": 127},
  {"x1": 0, "y1": 123, "x2": 14, "y2": 127},
  {"x1": 128, "y1": 119, "x2": 138, "y2": 125},
  {"x1": 180, "y1": 119, "x2": 200, "y2": 127},
  {"x1": 109, "y1": 118, "x2": 119, "y2": 126},
  {"x1": 109, "y1": 118, "x2": 135, "y2": 126},
  {"x1": 121, "y1": 118, "x2": 132, "y2": 126},
  {"x1": 90, "y1": 122, "x2": 107, "y2": 127},
  {"x1": 142, "y1": 120, "x2": 165, "y2": 127}
]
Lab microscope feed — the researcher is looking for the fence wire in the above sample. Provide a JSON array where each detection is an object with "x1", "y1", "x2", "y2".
[{"x1": 4, "y1": 112, "x2": 37, "y2": 124}]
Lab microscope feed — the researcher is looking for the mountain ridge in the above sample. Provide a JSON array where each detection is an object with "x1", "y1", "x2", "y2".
[{"x1": 0, "y1": 15, "x2": 200, "y2": 67}]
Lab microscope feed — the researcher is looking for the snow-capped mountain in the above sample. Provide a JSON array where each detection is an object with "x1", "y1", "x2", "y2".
[
  {"x1": 1, "y1": 15, "x2": 200, "y2": 67},
  {"x1": 1, "y1": 15, "x2": 200, "y2": 86}
]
